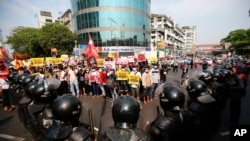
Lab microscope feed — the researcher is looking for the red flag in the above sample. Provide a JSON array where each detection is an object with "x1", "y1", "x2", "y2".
[
  {"x1": 0, "y1": 48, "x2": 9, "y2": 58},
  {"x1": 84, "y1": 48, "x2": 88, "y2": 57},
  {"x1": 88, "y1": 33, "x2": 100, "y2": 59}
]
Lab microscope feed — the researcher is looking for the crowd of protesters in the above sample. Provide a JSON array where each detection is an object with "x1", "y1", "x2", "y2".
[
  {"x1": 0, "y1": 55, "x2": 195, "y2": 110},
  {"x1": 1, "y1": 54, "x2": 248, "y2": 110}
]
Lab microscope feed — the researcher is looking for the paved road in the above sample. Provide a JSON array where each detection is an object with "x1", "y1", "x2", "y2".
[{"x1": 0, "y1": 66, "x2": 249, "y2": 141}]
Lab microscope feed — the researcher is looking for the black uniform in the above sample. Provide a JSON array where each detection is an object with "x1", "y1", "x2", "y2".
[
  {"x1": 146, "y1": 85, "x2": 186, "y2": 141},
  {"x1": 102, "y1": 95, "x2": 150, "y2": 141},
  {"x1": 186, "y1": 79, "x2": 221, "y2": 141},
  {"x1": 45, "y1": 95, "x2": 93, "y2": 141}
]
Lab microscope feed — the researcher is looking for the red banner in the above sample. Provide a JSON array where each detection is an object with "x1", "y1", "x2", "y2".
[{"x1": 137, "y1": 54, "x2": 146, "y2": 62}]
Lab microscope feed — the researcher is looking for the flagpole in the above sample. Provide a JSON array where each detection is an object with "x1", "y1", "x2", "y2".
[{"x1": 108, "y1": 17, "x2": 118, "y2": 61}]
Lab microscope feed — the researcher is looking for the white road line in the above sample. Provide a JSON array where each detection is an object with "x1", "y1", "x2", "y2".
[{"x1": 0, "y1": 134, "x2": 26, "y2": 141}]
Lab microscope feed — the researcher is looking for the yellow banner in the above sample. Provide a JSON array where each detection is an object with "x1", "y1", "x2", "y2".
[
  {"x1": 97, "y1": 59, "x2": 104, "y2": 67},
  {"x1": 45, "y1": 57, "x2": 54, "y2": 63},
  {"x1": 108, "y1": 52, "x2": 116, "y2": 58},
  {"x1": 116, "y1": 71, "x2": 129, "y2": 80},
  {"x1": 30, "y1": 58, "x2": 44, "y2": 66},
  {"x1": 128, "y1": 74, "x2": 140, "y2": 85},
  {"x1": 54, "y1": 58, "x2": 62, "y2": 64},
  {"x1": 148, "y1": 57, "x2": 158, "y2": 63},
  {"x1": 61, "y1": 54, "x2": 68, "y2": 58},
  {"x1": 45, "y1": 57, "x2": 62, "y2": 65}
]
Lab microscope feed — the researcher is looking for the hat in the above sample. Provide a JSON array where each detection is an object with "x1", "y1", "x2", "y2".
[{"x1": 45, "y1": 120, "x2": 72, "y2": 140}]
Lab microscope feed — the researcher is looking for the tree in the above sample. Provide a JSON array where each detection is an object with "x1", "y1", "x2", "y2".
[
  {"x1": 6, "y1": 26, "x2": 41, "y2": 57},
  {"x1": 39, "y1": 23, "x2": 76, "y2": 56},
  {"x1": 221, "y1": 29, "x2": 250, "y2": 54},
  {"x1": 6, "y1": 23, "x2": 76, "y2": 57}
]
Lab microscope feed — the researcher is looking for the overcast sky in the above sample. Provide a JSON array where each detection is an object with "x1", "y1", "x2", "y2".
[{"x1": 0, "y1": 0, "x2": 249, "y2": 44}]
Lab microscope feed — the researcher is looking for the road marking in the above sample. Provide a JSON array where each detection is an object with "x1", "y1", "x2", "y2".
[
  {"x1": 220, "y1": 131, "x2": 230, "y2": 136},
  {"x1": 0, "y1": 134, "x2": 26, "y2": 141}
]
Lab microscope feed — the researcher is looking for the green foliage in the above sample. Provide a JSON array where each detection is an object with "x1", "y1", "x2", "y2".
[
  {"x1": 221, "y1": 29, "x2": 250, "y2": 54},
  {"x1": 6, "y1": 23, "x2": 76, "y2": 58}
]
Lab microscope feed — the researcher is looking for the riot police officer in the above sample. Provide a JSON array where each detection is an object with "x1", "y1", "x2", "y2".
[
  {"x1": 186, "y1": 79, "x2": 221, "y2": 141},
  {"x1": 146, "y1": 84, "x2": 186, "y2": 141},
  {"x1": 29, "y1": 78, "x2": 61, "y2": 140},
  {"x1": 45, "y1": 94, "x2": 93, "y2": 141},
  {"x1": 102, "y1": 95, "x2": 149, "y2": 141},
  {"x1": 14, "y1": 73, "x2": 34, "y2": 133}
]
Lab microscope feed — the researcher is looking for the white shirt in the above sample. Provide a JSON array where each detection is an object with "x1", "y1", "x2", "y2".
[
  {"x1": 150, "y1": 68, "x2": 160, "y2": 84},
  {"x1": 60, "y1": 71, "x2": 67, "y2": 81},
  {"x1": 68, "y1": 69, "x2": 78, "y2": 81},
  {"x1": 0, "y1": 79, "x2": 9, "y2": 89}
]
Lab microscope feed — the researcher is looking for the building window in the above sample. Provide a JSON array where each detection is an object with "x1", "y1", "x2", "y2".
[{"x1": 46, "y1": 19, "x2": 52, "y2": 22}]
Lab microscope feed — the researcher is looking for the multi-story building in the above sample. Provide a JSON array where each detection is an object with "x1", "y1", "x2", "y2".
[
  {"x1": 57, "y1": 9, "x2": 73, "y2": 31},
  {"x1": 150, "y1": 14, "x2": 185, "y2": 56},
  {"x1": 182, "y1": 26, "x2": 197, "y2": 54},
  {"x1": 37, "y1": 11, "x2": 54, "y2": 28},
  {"x1": 70, "y1": 0, "x2": 151, "y2": 56}
]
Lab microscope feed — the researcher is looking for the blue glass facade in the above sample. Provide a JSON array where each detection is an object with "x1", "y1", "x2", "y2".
[{"x1": 71, "y1": 0, "x2": 151, "y2": 52}]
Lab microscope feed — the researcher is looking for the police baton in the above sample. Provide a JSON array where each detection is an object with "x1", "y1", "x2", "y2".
[
  {"x1": 88, "y1": 109, "x2": 95, "y2": 139},
  {"x1": 156, "y1": 106, "x2": 160, "y2": 116}
]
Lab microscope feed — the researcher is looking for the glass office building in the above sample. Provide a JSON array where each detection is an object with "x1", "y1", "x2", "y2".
[{"x1": 71, "y1": 0, "x2": 151, "y2": 55}]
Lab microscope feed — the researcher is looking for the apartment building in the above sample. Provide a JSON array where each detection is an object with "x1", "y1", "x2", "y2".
[
  {"x1": 182, "y1": 26, "x2": 197, "y2": 54},
  {"x1": 38, "y1": 11, "x2": 54, "y2": 28},
  {"x1": 57, "y1": 9, "x2": 73, "y2": 32},
  {"x1": 151, "y1": 14, "x2": 197, "y2": 56}
]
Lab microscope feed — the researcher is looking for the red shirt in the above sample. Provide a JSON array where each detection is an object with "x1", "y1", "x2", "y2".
[{"x1": 99, "y1": 71, "x2": 107, "y2": 83}]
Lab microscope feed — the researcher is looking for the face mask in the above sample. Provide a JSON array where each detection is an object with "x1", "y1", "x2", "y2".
[
  {"x1": 154, "y1": 66, "x2": 157, "y2": 69},
  {"x1": 92, "y1": 69, "x2": 95, "y2": 72},
  {"x1": 99, "y1": 69, "x2": 102, "y2": 72},
  {"x1": 133, "y1": 68, "x2": 137, "y2": 71},
  {"x1": 145, "y1": 70, "x2": 149, "y2": 73},
  {"x1": 86, "y1": 71, "x2": 89, "y2": 73},
  {"x1": 122, "y1": 69, "x2": 125, "y2": 71}
]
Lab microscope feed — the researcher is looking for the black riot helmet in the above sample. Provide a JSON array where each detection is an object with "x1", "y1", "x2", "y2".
[
  {"x1": 112, "y1": 95, "x2": 141, "y2": 129},
  {"x1": 7, "y1": 72, "x2": 17, "y2": 82},
  {"x1": 22, "y1": 75, "x2": 39, "y2": 87},
  {"x1": 160, "y1": 85, "x2": 185, "y2": 111},
  {"x1": 219, "y1": 69, "x2": 232, "y2": 80},
  {"x1": 213, "y1": 69, "x2": 223, "y2": 82},
  {"x1": 24, "y1": 81, "x2": 38, "y2": 99},
  {"x1": 213, "y1": 65, "x2": 224, "y2": 72},
  {"x1": 32, "y1": 78, "x2": 61, "y2": 103},
  {"x1": 224, "y1": 64, "x2": 232, "y2": 70},
  {"x1": 52, "y1": 95, "x2": 82, "y2": 122},
  {"x1": 186, "y1": 79, "x2": 207, "y2": 100},
  {"x1": 198, "y1": 70, "x2": 213, "y2": 84},
  {"x1": 16, "y1": 73, "x2": 30, "y2": 84}
]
